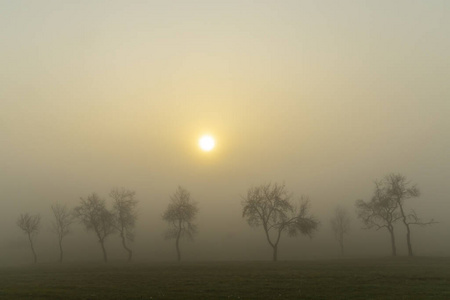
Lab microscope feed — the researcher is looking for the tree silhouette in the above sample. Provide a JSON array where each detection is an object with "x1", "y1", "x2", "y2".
[
  {"x1": 330, "y1": 206, "x2": 351, "y2": 256},
  {"x1": 74, "y1": 193, "x2": 115, "y2": 263},
  {"x1": 17, "y1": 213, "x2": 41, "y2": 264},
  {"x1": 162, "y1": 186, "x2": 198, "y2": 262},
  {"x1": 356, "y1": 181, "x2": 401, "y2": 256},
  {"x1": 242, "y1": 183, "x2": 319, "y2": 261},
  {"x1": 51, "y1": 203, "x2": 74, "y2": 263},
  {"x1": 110, "y1": 188, "x2": 138, "y2": 262},
  {"x1": 382, "y1": 173, "x2": 436, "y2": 256}
]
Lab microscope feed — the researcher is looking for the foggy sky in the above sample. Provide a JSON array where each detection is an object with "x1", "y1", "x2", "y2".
[{"x1": 1, "y1": 1, "x2": 449, "y2": 264}]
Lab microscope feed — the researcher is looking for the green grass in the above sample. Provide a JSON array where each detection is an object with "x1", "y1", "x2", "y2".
[{"x1": 0, "y1": 257, "x2": 449, "y2": 299}]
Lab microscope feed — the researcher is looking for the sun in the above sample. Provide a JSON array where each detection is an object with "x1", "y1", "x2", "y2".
[{"x1": 199, "y1": 135, "x2": 215, "y2": 152}]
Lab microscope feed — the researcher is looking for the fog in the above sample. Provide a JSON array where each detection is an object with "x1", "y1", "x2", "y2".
[{"x1": 1, "y1": 1, "x2": 449, "y2": 265}]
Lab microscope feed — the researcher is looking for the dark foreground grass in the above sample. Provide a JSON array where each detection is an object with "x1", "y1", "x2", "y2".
[{"x1": 0, "y1": 257, "x2": 449, "y2": 299}]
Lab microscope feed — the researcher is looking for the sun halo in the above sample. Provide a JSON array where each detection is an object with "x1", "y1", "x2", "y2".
[{"x1": 199, "y1": 135, "x2": 215, "y2": 152}]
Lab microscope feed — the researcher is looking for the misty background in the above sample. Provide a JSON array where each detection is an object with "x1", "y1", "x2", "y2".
[{"x1": 1, "y1": 1, "x2": 449, "y2": 265}]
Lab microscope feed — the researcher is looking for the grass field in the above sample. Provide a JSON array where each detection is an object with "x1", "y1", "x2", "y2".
[{"x1": 0, "y1": 257, "x2": 449, "y2": 299}]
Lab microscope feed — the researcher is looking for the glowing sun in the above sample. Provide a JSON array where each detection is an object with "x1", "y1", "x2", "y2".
[{"x1": 199, "y1": 135, "x2": 215, "y2": 152}]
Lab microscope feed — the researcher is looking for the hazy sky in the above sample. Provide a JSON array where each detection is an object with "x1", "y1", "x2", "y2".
[{"x1": 1, "y1": 1, "x2": 449, "y2": 262}]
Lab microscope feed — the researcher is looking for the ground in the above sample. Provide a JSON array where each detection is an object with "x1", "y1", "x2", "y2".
[{"x1": 0, "y1": 257, "x2": 449, "y2": 299}]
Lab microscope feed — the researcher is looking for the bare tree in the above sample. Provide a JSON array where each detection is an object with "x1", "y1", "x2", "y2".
[
  {"x1": 110, "y1": 188, "x2": 138, "y2": 262},
  {"x1": 74, "y1": 193, "x2": 116, "y2": 263},
  {"x1": 162, "y1": 186, "x2": 198, "y2": 262},
  {"x1": 50, "y1": 203, "x2": 74, "y2": 263},
  {"x1": 242, "y1": 183, "x2": 319, "y2": 262},
  {"x1": 330, "y1": 206, "x2": 351, "y2": 256},
  {"x1": 17, "y1": 213, "x2": 41, "y2": 264},
  {"x1": 356, "y1": 181, "x2": 400, "y2": 256},
  {"x1": 382, "y1": 173, "x2": 436, "y2": 256}
]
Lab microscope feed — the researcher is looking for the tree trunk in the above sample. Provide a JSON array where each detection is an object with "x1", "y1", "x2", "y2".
[
  {"x1": 28, "y1": 233, "x2": 37, "y2": 264},
  {"x1": 120, "y1": 232, "x2": 132, "y2": 262},
  {"x1": 339, "y1": 237, "x2": 344, "y2": 257},
  {"x1": 272, "y1": 245, "x2": 278, "y2": 262},
  {"x1": 388, "y1": 227, "x2": 397, "y2": 256},
  {"x1": 263, "y1": 225, "x2": 281, "y2": 262},
  {"x1": 176, "y1": 231, "x2": 181, "y2": 262},
  {"x1": 398, "y1": 200, "x2": 414, "y2": 256},
  {"x1": 100, "y1": 240, "x2": 108, "y2": 263},
  {"x1": 405, "y1": 223, "x2": 413, "y2": 256},
  {"x1": 58, "y1": 237, "x2": 63, "y2": 263}
]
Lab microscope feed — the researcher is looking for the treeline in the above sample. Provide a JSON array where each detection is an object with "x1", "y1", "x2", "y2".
[
  {"x1": 16, "y1": 173, "x2": 436, "y2": 263},
  {"x1": 16, "y1": 186, "x2": 197, "y2": 264}
]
